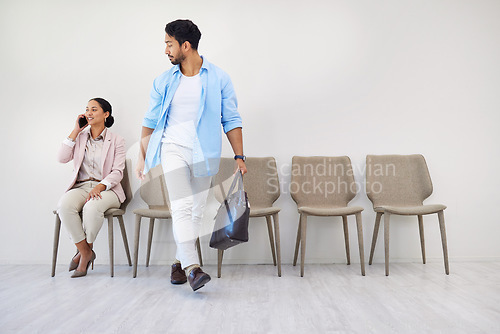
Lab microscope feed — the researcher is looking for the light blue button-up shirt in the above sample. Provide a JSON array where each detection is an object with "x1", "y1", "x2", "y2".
[{"x1": 142, "y1": 56, "x2": 242, "y2": 177}]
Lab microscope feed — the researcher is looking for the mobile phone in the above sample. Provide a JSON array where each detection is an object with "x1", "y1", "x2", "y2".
[{"x1": 78, "y1": 116, "x2": 88, "y2": 128}]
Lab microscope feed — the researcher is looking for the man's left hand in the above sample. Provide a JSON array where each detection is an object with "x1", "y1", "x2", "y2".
[{"x1": 235, "y1": 159, "x2": 247, "y2": 175}]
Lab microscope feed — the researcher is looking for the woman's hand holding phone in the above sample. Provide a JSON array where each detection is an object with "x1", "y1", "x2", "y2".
[
  {"x1": 67, "y1": 114, "x2": 88, "y2": 142},
  {"x1": 76, "y1": 114, "x2": 88, "y2": 131}
]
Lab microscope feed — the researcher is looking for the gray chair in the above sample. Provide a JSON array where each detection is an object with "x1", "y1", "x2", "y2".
[
  {"x1": 291, "y1": 156, "x2": 365, "y2": 277},
  {"x1": 132, "y1": 164, "x2": 203, "y2": 278},
  {"x1": 212, "y1": 157, "x2": 282, "y2": 277},
  {"x1": 51, "y1": 159, "x2": 133, "y2": 277},
  {"x1": 366, "y1": 154, "x2": 449, "y2": 276}
]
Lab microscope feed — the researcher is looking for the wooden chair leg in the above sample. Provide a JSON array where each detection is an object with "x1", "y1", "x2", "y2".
[
  {"x1": 369, "y1": 212, "x2": 383, "y2": 265},
  {"x1": 272, "y1": 213, "x2": 281, "y2": 277},
  {"x1": 355, "y1": 212, "x2": 365, "y2": 276},
  {"x1": 300, "y1": 214, "x2": 308, "y2": 277},
  {"x1": 293, "y1": 215, "x2": 302, "y2": 266},
  {"x1": 117, "y1": 216, "x2": 132, "y2": 266},
  {"x1": 342, "y1": 215, "x2": 350, "y2": 265},
  {"x1": 51, "y1": 213, "x2": 61, "y2": 277},
  {"x1": 133, "y1": 215, "x2": 141, "y2": 278},
  {"x1": 437, "y1": 211, "x2": 450, "y2": 275},
  {"x1": 217, "y1": 249, "x2": 224, "y2": 278},
  {"x1": 108, "y1": 216, "x2": 114, "y2": 277},
  {"x1": 146, "y1": 218, "x2": 155, "y2": 267},
  {"x1": 196, "y1": 237, "x2": 203, "y2": 267},
  {"x1": 265, "y1": 215, "x2": 277, "y2": 266},
  {"x1": 384, "y1": 212, "x2": 390, "y2": 276},
  {"x1": 417, "y1": 215, "x2": 426, "y2": 264}
]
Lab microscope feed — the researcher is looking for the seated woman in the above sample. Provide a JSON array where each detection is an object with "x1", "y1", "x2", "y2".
[{"x1": 57, "y1": 98, "x2": 126, "y2": 278}]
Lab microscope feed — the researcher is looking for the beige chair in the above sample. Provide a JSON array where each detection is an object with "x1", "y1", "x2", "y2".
[
  {"x1": 132, "y1": 164, "x2": 203, "y2": 278},
  {"x1": 212, "y1": 157, "x2": 281, "y2": 277},
  {"x1": 366, "y1": 154, "x2": 449, "y2": 276},
  {"x1": 51, "y1": 159, "x2": 133, "y2": 277},
  {"x1": 291, "y1": 156, "x2": 365, "y2": 277}
]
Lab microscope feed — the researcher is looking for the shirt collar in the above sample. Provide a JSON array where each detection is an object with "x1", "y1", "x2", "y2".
[
  {"x1": 172, "y1": 55, "x2": 208, "y2": 75},
  {"x1": 88, "y1": 127, "x2": 107, "y2": 141}
]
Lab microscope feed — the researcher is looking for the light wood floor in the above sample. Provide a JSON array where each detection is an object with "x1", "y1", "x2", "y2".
[{"x1": 1, "y1": 261, "x2": 499, "y2": 333}]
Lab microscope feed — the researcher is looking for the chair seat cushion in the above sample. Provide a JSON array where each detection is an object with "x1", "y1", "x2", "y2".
[
  {"x1": 133, "y1": 208, "x2": 172, "y2": 219},
  {"x1": 104, "y1": 208, "x2": 125, "y2": 216},
  {"x1": 298, "y1": 206, "x2": 363, "y2": 216},
  {"x1": 249, "y1": 206, "x2": 281, "y2": 217},
  {"x1": 375, "y1": 204, "x2": 446, "y2": 215}
]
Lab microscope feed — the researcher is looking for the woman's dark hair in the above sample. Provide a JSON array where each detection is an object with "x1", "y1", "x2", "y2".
[
  {"x1": 165, "y1": 19, "x2": 201, "y2": 50},
  {"x1": 90, "y1": 97, "x2": 114, "y2": 127}
]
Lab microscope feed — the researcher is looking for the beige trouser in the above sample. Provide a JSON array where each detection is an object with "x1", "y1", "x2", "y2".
[{"x1": 57, "y1": 181, "x2": 120, "y2": 243}]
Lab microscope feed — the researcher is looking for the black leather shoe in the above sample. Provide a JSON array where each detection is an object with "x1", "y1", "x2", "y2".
[
  {"x1": 171, "y1": 263, "x2": 187, "y2": 284},
  {"x1": 188, "y1": 267, "x2": 211, "y2": 291}
]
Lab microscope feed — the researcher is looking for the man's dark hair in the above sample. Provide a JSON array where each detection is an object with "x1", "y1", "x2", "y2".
[{"x1": 165, "y1": 19, "x2": 202, "y2": 50}]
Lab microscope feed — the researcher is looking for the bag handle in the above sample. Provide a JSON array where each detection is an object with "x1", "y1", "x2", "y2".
[{"x1": 226, "y1": 170, "x2": 244, "y2": 197}]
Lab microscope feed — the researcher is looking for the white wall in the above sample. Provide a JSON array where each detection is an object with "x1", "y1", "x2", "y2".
[{"x1": 1, "y1": 0, "x2": 499, "y2": 266}]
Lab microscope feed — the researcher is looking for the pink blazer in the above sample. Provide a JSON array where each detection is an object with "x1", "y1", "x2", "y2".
[{"x1": 58, "y1": 128, "x2": 126, "y2": 203}]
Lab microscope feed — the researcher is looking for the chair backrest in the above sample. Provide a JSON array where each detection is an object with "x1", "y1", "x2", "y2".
[
  {"x1": 119, "y1": 159, "x2": 133, "y2": 210},
  {"x1": 290, "y1": 156, "x2": 357, "y2": 208},
  {"x1": 139, "y1": 164, "x2": 170, "y2": 210},
  {"x1": 212, "y1": 157, "x2": 280, "y2": 207},
  {"x1": 365, "y1": 154, "x2": 433, "y2": 208}
]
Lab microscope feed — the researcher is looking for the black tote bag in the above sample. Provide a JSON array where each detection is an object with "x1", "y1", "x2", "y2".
[{"x1": 209, "y1": 170, "x2": 250, "y2": 250}]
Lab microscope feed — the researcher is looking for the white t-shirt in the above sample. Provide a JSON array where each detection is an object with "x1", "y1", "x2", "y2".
[{"x1": 162, "y1": 72, "x2": 202, "y2": 148}]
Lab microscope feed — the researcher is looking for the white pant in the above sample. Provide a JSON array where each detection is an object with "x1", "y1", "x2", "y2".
[
  {"x1": 161, "y1": 143, "x2": 212, "y2": 270},
  {"x1": 57, "y1": 181, "x2": 120, "y2": 243}
]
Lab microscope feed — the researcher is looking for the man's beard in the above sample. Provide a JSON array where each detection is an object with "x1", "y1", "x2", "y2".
[{"x1": 170, "y1": 53, "x2": 186, "y2": 65}]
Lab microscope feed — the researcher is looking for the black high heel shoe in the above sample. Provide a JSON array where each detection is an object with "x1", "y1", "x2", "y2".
[{"x1": 71, "y1": 251, "x2": 96, "y2": 278}]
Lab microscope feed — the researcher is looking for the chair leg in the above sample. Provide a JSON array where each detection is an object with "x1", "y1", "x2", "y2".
[
  {"x1": 108, "y1": 216, "x2": 114, "y2": 277},
  {"x1": 117, "y1": 216, "x2": 132, "y2": 266},
  {"x1": 417, "y1": 215, "x2": 426, "y2": 264},
  {"x1": 272, "y1": 213, "x2": 281, "y2": 277},
  {"x1": 133, "y1": 215, "x2": 141, "y2": 278},
  {"x1": 146, "y1": 218, "x2": 155, "y2": 267},
  {"x1": 355, "y1": 212, "x2": 365, "y2": 276},
  {"x1": 217, "y1": 249, "x2": 224, "y2": 278},
  {"x1": 51, "y1": 214, "x2": 61, "y2": 277},
  {"x1": 369, "y1": 212, "x2": 383, "y2": 265},
  {"x1": 384, "y1": 212, "x2": 390, "y2": 276},
  {"x1": 437, "y1": 211, "x2": 450, "y2": 275},
  {"x1": 265, "y1": 215, "x2": 277, "y2": 266},
  {"x1": 293, "y1": 215, "x2": 302, "y2": 266},
  {"x1": 196, "y1": 237, "x2": 203, "y2": 267},
  {"x1": 300, "y1": 214, "x2": 308, "y2": 277},
  {"x1": 342, "y1": 215, "x2": 350, "y2": 265}
]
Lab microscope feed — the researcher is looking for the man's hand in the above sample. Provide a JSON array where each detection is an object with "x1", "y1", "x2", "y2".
[
  {"x1": 136, "y1": 156, "x2": 146, "y2": 180},
  {"x1": 137, "y1": 126, "x2": 154, "y2": 180},
  {"x1": 86, "y1": 184, "x2": 106, "y2": 202},
  {"x1": 235, "y1": 159, "x2": 247, "y2": 175}
]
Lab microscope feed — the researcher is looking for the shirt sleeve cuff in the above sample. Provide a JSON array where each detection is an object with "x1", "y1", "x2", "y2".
[
  {"x1": 142, "y1": 118, "x2": 156, "y2": 129},
  {"x1": 223, "y1": 121, "x2": 243, "y2": 134},
  {"x1": 100, "y1": 180, "x2": 111, "y2": 191},
  {"x1": 63, "y1": 137, "x2": 76, "y2": 147}
]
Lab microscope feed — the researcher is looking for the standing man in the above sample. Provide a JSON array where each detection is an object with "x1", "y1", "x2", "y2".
[{"x1": 136, "y1": 19, "x2": 247, "y2": 292}]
